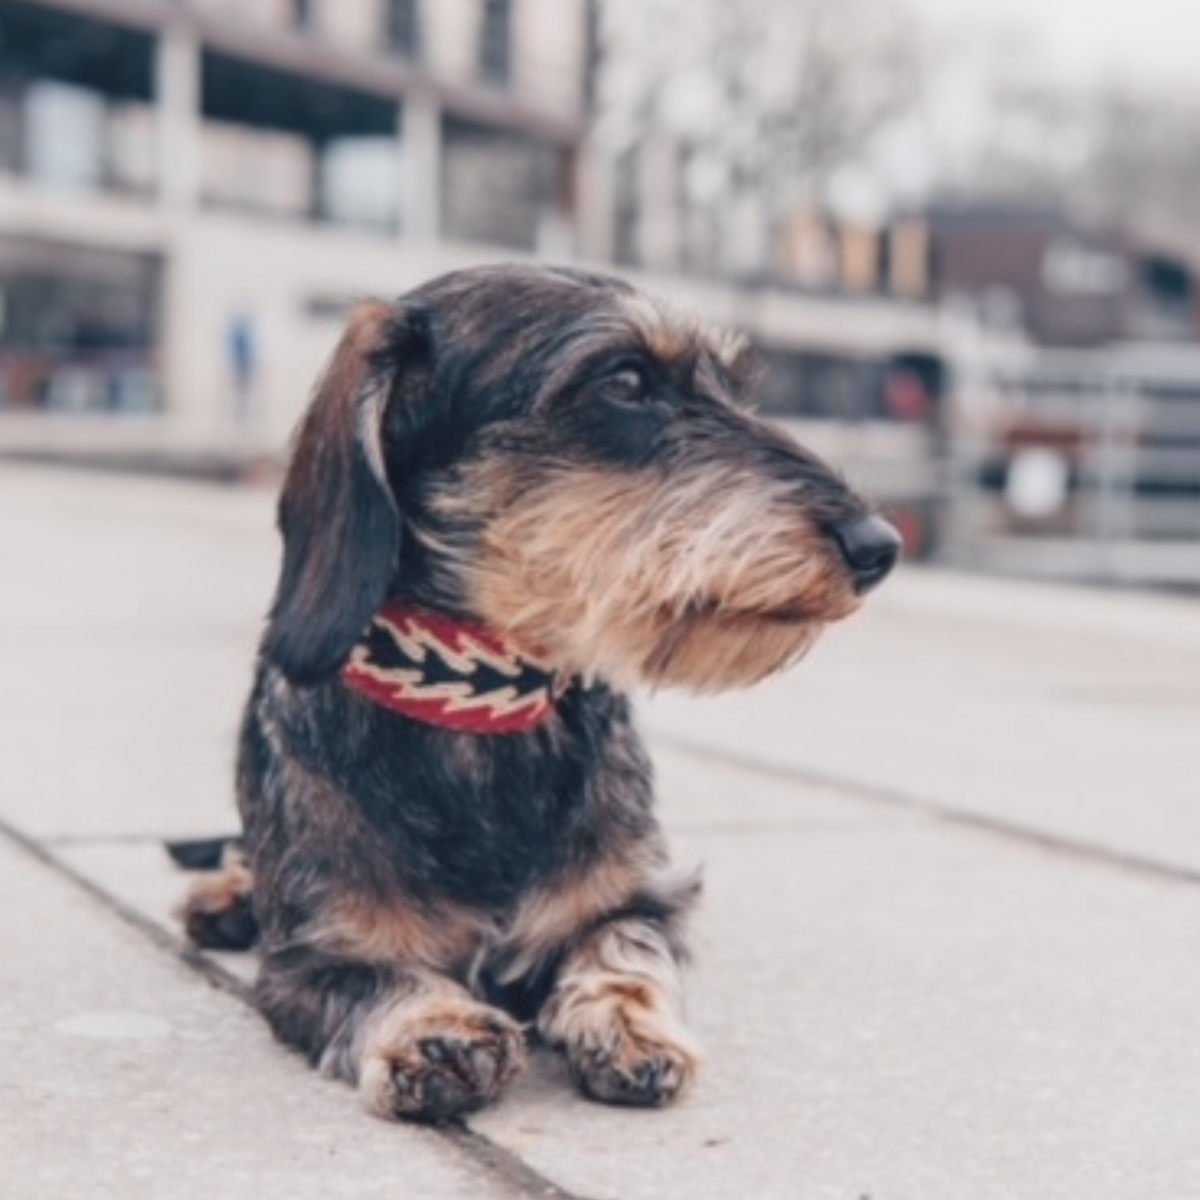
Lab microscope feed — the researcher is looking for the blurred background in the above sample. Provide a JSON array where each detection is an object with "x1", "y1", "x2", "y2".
[
  {"x1": 0, "y1": 0, "x2": 1198, "y2": 590},
  {"x1": 1, "y1": 14, "x2": 1198, "y2": 1188}
]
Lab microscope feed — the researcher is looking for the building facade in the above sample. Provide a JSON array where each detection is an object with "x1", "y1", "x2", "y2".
[
  {"x1": 891, "y1": 204, "x2": 1199, "y2": 348},
  {"x1": 0, "y1": 0, "x2": 596, "y2": 437}
]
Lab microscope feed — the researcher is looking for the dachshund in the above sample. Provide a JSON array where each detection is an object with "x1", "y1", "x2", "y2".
[{"x1": 177, "y1": 264, "x2": 900, "y2": 1122}]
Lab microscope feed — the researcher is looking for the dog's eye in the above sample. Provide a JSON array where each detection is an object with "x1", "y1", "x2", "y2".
[{"x1": 597, "y1": 368, "x2": 646, "y2": 405}]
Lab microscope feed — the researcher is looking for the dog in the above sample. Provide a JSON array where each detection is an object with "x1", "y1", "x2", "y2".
[{"x1": 179, "y1": 264, "x2": 900, "y2": 1123}]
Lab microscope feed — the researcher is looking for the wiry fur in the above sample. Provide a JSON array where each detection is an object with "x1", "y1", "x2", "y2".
[{"x1": 179, "y1": 264, "x2": 897, "y2": 1122}]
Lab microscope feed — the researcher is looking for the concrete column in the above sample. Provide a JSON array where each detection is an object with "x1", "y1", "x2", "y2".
[
  {"x1": 636, "y1": 131, "x2": 681, "y2": 271},
  {"x1": 575, "y1": 134, "x2": 614, "y2": 264},
  {"x1": 401, "y1": 92, "x2": 442, "y2": 242},
  {"x1": 155, "y1": 24, "x2": 201, "y2": 209},
  {"x1": 0, "y1": 74, "x2": 28, "y2": 175}
]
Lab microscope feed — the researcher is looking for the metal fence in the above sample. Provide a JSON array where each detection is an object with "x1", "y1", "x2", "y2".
[{"x1": 945, "y1": 344, "x2": 1200, "y2": 587}]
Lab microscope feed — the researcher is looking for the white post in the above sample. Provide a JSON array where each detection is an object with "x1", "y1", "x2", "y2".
[
  {"x1": 576, "y1": 133, "x2": 614, "y2": 264},
  {"x1": 636, "y1": 130, "x2": 680, "y2": 271},
  {"x1": 155, "y1": 23, "x2": 201, "y2": 209},
  {"x1": 402, "y1": 92, "x2": 442, "y2": 242}
]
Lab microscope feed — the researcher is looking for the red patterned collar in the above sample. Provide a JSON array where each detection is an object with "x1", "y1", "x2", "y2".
[{"x1": 343, "y1": 602, "x2": 566, "y2": 734}]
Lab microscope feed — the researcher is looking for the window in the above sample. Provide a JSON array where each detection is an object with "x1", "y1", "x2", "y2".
[
  {"x1": 0, "y1": 237, "x2": 162, "y2": 414},
  {"x1": 385, "y1": 0, "x2": 422, "y2": 58},
  {"x1": 758, "y1": 351, "x2": 872, "y2": 421},
  {"x1": 479, "y1": 0, "x2": 512, "y2": 85},
  {"x1": 442, "y1": 118, "x2": 558, "y2": 249}
]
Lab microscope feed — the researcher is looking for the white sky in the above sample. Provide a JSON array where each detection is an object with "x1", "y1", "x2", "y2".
[{"x1": 910, "y1": 0, "x2": 1200, "y2": 88}]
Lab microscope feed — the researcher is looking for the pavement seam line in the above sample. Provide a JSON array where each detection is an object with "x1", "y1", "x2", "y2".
[
  {"x1": 0, "y1": 811, "x2": 255, "y2": 1004},
  {"x1": 654, "y1": 731, "x2": 1200, "y2": 891},
  {"x1": 0, "y1": 811, "x2": 608, "y2": 1200}
]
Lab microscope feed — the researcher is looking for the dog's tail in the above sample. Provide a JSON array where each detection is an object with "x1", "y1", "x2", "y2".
[{"x1": 165, "y1": 835, "x2": 241, "y2": 871}]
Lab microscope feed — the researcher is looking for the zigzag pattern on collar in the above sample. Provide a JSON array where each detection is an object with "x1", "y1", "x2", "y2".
[{"x1": 343, "y1": 601, "x2": 566, "y2": 734}]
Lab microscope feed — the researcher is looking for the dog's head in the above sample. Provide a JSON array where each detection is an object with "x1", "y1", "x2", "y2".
[{"x1": 265, "y1": 264, "x2": 899, "y2": 692}]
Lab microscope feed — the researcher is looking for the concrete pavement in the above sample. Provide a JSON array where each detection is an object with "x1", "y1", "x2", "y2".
[
  {"x1": 0, "y1": 836, "x2": 523, "y2": 1200},
  {"x1": 1, "y1": 462, "x2": 1199, "y2": 1200}
]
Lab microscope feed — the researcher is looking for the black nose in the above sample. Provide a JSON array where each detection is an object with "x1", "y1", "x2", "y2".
[{"x1": 830, "y1": 515, "x2": 902, "y2": 593}]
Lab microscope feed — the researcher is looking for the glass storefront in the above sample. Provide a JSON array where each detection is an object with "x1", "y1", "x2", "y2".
[{"x1": 0, "y1": 237, "x2": 161, "y2": 413}]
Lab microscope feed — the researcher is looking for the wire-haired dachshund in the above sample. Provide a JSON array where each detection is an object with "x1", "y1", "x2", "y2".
[{"x1": 178, "y1": 264, "x2": 900, "y2": 1122}]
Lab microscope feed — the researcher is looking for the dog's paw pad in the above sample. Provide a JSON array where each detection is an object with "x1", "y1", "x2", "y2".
[
  {"x1": 364, "y1": 1009, "x2": 526, "y2": 1123},
  {"x1": 572, "y1": 1037, "x2": 695, "y2": 1108}
]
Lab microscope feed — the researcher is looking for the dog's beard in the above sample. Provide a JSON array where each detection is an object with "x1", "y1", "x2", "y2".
[
  {"x1": 638, "y1": 607, "x2": 825, "y2": 692},
  {"x1": 438, "y1": 464, "x2": 861, "y2": 694}
]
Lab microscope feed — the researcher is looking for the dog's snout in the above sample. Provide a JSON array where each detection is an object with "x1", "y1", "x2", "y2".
[{"x1": 830, "y1": 515, "x2": 902, "y2": 593}]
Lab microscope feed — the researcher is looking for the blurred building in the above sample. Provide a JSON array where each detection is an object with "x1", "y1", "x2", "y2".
[
  {"x1": 611, "y1": 166, "x2": 1200, "y2": 350},
  {"x1": 0, "y1": 0, "x2": 597, "y2": 434},
  {"x1": 887, "y1": 203, "x2": 1200, "y2": 348}
]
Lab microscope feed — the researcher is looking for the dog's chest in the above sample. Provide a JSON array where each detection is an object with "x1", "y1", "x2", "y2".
[{"x1": 347, "y1": 694, "x2": 653, "y2": 910}]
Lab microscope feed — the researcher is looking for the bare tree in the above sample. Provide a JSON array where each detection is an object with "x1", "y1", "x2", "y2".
[
  {"x1": 914, "y1": 29, "x2": 1200, "y2": 247},
  {"x1": 1082, "y1": 87, "x2": 1200, "y2": 240},
  {"x1": 600, "y1": 0, "x2": 924, "y2": 274},
  {"x1": 748, "y1": 0, "x2": 922, "y2": 206}
]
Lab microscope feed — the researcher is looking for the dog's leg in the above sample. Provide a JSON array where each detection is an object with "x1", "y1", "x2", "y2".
[
  {"x1": 538, "y1": 917, "x2": 702, "y2": 1107},
  {"x1": 256, "y1": 954, "x2": 526, "y2": 1123},
  {"x1": 176, "y1": 850, "x2": 258, "y2": 951}
]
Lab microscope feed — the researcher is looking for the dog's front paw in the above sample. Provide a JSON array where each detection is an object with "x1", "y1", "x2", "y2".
[
  {"x1": 570, "y1": 1028, "x2": 698, "y2": 1107},
  {"x1": 544, "y1": 981, "x2": 702, "y2": 1108},
  {"x1": 359, "y1": 1001, "x2": 526, "y2": 1123}
]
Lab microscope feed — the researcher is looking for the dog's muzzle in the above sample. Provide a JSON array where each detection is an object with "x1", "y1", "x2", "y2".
[{"x1": 830, "y1": 515, "x2": 902, "y2": 594}]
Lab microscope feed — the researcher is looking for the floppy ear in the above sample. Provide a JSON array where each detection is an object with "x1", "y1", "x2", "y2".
[{"x1": 263, "y1": 300, "x2": 427, "y2": 684}]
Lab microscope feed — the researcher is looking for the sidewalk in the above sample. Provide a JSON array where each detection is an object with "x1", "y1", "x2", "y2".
[{"x1": 1, "y1": 462, "x2": 1198, "y2": 1200}]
